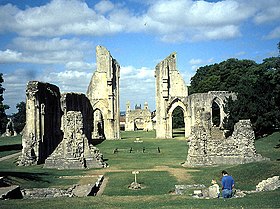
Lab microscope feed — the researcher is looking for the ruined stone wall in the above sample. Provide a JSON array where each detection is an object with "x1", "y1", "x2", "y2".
[
  {"x1": 154, "y1": 52, "x2": 236, "y2": 139},
  {"x1": 87, "y1": 46, "x2": 120, "y2": 140},
  {"x1": 18, "y1": 81, "x2": 62, "y2": 166},
  {"x1": 184, "y1": 119, "x2": 268, "y2": 167},
  {"x1": 60, "y1": 93, "x2": 93, "y2": 141},
  {"x1": 44, "y1": 111, "x2": 105, "y2": 169},
  {"x1": 187, "y1": 91, "x2": 236, "y2": 129},
  {"x1": 155, "y1": 52, "x2": 189, "y2": 138},
  {"x1": 125, "y1": 101, "x2": 153, "y2": 131}
]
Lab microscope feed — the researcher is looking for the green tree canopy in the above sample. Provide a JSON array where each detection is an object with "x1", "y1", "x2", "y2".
[
  {"x1": 190, "y1": 52, "x2": 280, "y2": 137},
  {"x1": 0, "y1": 73, "x2": 9, "y2": 134},
  {"x1": 12, "y1": 101, "x2": 26, "y2": 134}
]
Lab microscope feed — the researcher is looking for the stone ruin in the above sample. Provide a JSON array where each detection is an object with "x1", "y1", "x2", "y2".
[
  {"x1": 2, "y1": 118, "x2": 17, "y2": 137},
  {"x1": 18, "y1": 46, "x2": 119, "y2": 168},
  {"x1": 154, "y1": 52, "x2": 235, "y2": 139},
  {"x1": 155, "y1": 52, "x2": 268, "y2": 166},
  {"x1": 125, "y1": 101, "x2": 153, "y2": 131},
  {"x1": 18, "y1": 47, "x2": 268, "y2": 168},
  {"x1": 18, "y1": 81, "x2": 62, "y2": 166},
  {"x1": 183, "y1": 118, "x2": 269, "y2": 166}
]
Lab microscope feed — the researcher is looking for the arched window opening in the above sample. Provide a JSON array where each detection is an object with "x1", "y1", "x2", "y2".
[
  {"x1": 93, "y1": 109, "x2": 105, "y2": 139},
  {"x1": 134, "y1": 118, "x2": 144, "y2": 130},
  {"x1": 212, "y1": 101, "x2": 221, "y2": 127},
  {"x1": 172, "y1": 106, "x2": 185, "y2": 138}
]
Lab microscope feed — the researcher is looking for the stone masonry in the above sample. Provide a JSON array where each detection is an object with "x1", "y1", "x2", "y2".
[
  {"x1": 19, "y1": 45, "x2": 119, "y2": 168},
  {"x1": 18, "y1": 81, "x2": 62, "y2": 166},
  {"x1": 154, "y1": 53, "x2": 235, "y2": 139},
  {"x1": 183, "y1": 119, "x2": 268, "y2": 166},
  {"x1": 125, "y1": 101, "x2": 153, "y2": 131},
  {"x1": 87, "y1": 46, "x2": 120, "y2": 140}
]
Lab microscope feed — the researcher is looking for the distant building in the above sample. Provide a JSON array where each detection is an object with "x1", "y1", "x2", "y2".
[{"x1": 125, "y1": 101, "x2": 153, "y2": 131}]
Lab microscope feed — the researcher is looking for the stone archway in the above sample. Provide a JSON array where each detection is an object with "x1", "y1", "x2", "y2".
[
  {"x1": 166, "y1": 99, "x2": 189, "y2": 138},
  {"x1": 211, "y1": 96, "x2": 225, "y2": 128},
  {"x1": 93, "y1": 108, "x2": 105, "y2": 139}
]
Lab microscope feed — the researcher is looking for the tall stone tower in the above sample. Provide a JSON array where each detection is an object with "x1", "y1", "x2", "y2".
[
  {"x1": 87, "y1": 46, "x2": 120, "y2": 139},
  {"x1": 154, "y1": 52, "x2": 189, "y2": 138}
]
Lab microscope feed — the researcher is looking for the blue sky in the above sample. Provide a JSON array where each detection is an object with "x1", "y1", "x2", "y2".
[{"x1": 0, "y1": 0, "x2": 279, "y2": 114}]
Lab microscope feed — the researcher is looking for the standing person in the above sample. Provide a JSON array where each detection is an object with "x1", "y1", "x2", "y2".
[{"x1": 221, "y1": 170, "x2": 235, "y2": 198}]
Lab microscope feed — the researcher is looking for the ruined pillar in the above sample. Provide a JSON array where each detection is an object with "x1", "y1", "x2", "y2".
[
  {"x1": 87, "y1": 46, "x2": 120, "y2": 140},
  {"x1": 154, "y1": 53, "x2": 189, "y2": 138},
  {"x1": 18, "y1": 81, "x2": 62, "y2": 166}
]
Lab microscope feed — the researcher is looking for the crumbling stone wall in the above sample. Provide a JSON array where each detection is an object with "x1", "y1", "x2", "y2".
[
  {"x1": 125, "y1": 101, "x2": 153, "y2": 131},
  {"x1": 18, "y1": 81, "x2": 62, "y2": 166},
  {"x1": 44, "y1": 111, "x2": 105, "y2": 169},
  {"x1": 154, "y1": 53, "x2": 235, "y2": 139},
  {"x1": 184, "y1": 119, "x2": 268, "y2": 166},
  {"x1": 87, "y1": 46, "x2": 120, "y2": 139},
  {"x1": 155, "y1": 52, "x2": 189, "y2": 138},
  {"x1": 60, "y1": 93, "x2": 93, "y2": 141}
]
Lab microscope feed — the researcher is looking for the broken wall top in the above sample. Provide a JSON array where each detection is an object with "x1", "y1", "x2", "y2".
[
  {"x1": 155, "y1": 52, "x2": 188, "y2": 98},
  {"x1": 87, "y1": 45, "x2": 120, "y2": 102}
]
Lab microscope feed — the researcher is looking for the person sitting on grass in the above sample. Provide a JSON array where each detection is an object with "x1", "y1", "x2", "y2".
[{"x1": 221, "y1": 170, "x2": 235, "y2": 198}]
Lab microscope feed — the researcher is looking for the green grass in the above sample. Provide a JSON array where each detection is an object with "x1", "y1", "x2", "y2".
[
  {"x1": 0, "y1": 130, "x2": 279, "y2": 208},
  {"x1": 0, "y1": 135, "x2": 22, "y2": 157}
]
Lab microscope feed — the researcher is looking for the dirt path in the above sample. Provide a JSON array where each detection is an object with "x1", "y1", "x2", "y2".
[{"x1": 0, "y1": 152, "x2": 21, "y2": 162}]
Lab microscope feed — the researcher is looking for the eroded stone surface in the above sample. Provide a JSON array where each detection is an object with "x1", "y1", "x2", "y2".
[
  {"x1": 18, "y1": 81, "x2": 62, "y2": 166},
  {"x1": 87, "y1": 46, "x2": 120, "y2": 140},
  {"x1": 184, "y1": 119, "x2": 269, "y2": 166},
  {"x1": 44, "y1": 111, "x2": 106, "y2": 169}
]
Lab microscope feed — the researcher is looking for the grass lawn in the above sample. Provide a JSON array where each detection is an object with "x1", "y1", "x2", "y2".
[
  {"x1": 0, "y1": 135, "x2": 22, "y2": 157},
  {"x1": 0, "y1": 130, "x2": 279, "y2": 208}
]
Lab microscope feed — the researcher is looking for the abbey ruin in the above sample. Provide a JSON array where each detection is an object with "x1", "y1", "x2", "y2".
[
  {"x1": 18, "y1": 46, "x2": 267, "y2": 168},
  {"x1": 18, "y1": 46, "x2": 119, "y2": 168},
  {"x1": 125, "y1": 101, "x2": 153, "y2": 131},
  {"x1": 155, "y1": 52, "x2": 268, "y2": 166}
]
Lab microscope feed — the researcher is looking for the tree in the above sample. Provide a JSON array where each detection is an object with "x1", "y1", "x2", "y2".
[
  {"x1": 172, "y1": 107, "x2": 184, "y2": 129},
  {"x1": 190, "y1": 51, "x2": 280, "y2": 137},
  {"x1": 12, "y1": 101, "x2": 26, "y2": 134},
  {"x1": 0, "y1": 73, "x2": 9, "y2": 134}
]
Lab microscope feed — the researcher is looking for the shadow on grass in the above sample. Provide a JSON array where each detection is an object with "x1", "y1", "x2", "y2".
[
  {"x1": 0, "y1": 144, "x2": 22, "y2": 152},
  {"x1": 0, "y1": 171, "x2": 50, "y2": 184},
  {"x1": 91, "y1": 138, "x2": 106, "y2": 146}
]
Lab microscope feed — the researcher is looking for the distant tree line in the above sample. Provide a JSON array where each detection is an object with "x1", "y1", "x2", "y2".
[
  {"x1": 189, "y1": 43, "x2": 280, "y2": 137},
  {"x1": 0, "y1": 73, "x2": 26, "y2": 135},
  {"x1": 0, "y1": 73, "x2": 9, "y2": 134}
]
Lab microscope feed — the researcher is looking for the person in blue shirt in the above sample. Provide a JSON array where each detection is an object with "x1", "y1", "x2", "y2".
[{"x1": 221, "y1": 170, "x2": 235, "y2": 198}]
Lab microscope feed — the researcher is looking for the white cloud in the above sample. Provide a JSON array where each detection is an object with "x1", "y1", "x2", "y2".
[
  {"x1": 0, "y1": 37, "x2": 92, "y2": 64},
  {"x1": 1, "y1": 0, "x2": 278, "y2": 42},
  {"x1": 39, "y1": 70, "x2": 92, "y2": 93},
  {"x1": 94, "y1": 0, "x2": 115, "y2": 14},
  {"x1": 3, "y1": 69, "x2": 38, "y2": 114},
  {"x1": 65, "y1": 61, "x2": 96, "y2": 72},
  {"x1": 0, "y1": 49, "x2": 23, "y2": 63},
  {"x1": 189, "y1": 58, "x2": 203, "y2": 65},
  {"x1": 265, "y1": 26, "x2": 280, "y2": 39},
  {"x1": 253, "y1": 1, "x2": 280, "y2": 24},
  {"x1": 13, "y1": 37, "x2": 90, "y2": 52}
]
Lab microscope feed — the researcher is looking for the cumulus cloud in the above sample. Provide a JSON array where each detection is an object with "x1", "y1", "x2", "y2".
[
  {"x1": 40, "y1": 70, "x2": 92, "y2": 93},
  {"x1": 0, "y1": 37, "x2": 92, "y2": 64},
  {"x1": 265, "y1": 26, "x2": 280, "y2": 39},
  {"x1": 120, "y1": 65, "x2": 155, "y2": 109},
  {"x1": 94, "y1": 0, "x2": 115, "y2": 14},
  {"x1": 0, "y1": 49, "x2": 23, "y2": 63},
  {"x1": 0, "y1": 0, "x2": 279, "y2": 42},
  {"x1": 3, "y1": 69, "x2": 38, "y2": 114}
]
